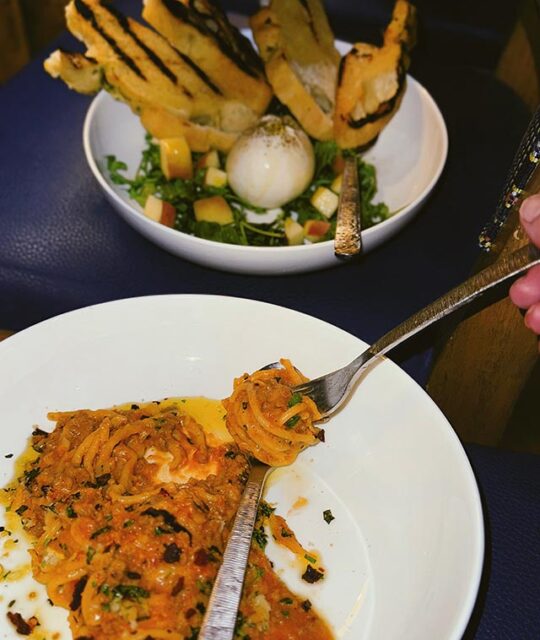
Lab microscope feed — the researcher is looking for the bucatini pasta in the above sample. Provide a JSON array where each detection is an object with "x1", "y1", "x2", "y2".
[
  {"x1": 2, "y1": 368, "x2": 330, "y2": 640},
  {"x1": 223, "y1": 358, "x2": 323, "y2": 466}
]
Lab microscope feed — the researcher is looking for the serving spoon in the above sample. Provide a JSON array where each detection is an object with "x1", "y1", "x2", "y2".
[{"x1": 200, "y1": 240, "x2": 540, "y2": 640}]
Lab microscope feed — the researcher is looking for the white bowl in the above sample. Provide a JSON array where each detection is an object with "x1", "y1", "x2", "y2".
[
  {"x1": 83, "y1": 41, "x2": 447, "y2": 275},
  {"x1": 0, "y1": 295, "x2": 482, "y2": 639}
]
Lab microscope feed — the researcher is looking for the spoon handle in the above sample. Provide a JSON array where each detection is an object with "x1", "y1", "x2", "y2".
[
  {"x1": 199, "y1": 461, "x2": 270, "y2": 640},
  {"x1": 334, "y1": 155, "x2": 362, "y2": 259}
]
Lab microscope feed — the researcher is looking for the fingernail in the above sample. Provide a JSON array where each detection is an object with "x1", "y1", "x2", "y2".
[{"x1": 521, "y1": 197, "x2": 540, "y2": 223}]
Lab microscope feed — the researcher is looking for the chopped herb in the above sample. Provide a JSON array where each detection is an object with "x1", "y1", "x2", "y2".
[
  {"x1": 279, "y1": 597, "x2": 293, "y2": 605},
  {"x1": 196, "y1": 602, "x2": 206, "y2": 615},
  {"x1": 196, "y1": 579, "x2": 212, "y2": 596},
  {"x1": 323, "y1": 509, "x2": 335, "y2": 524},
  {"x1": 304, "y1": 553, "x2": 317, "y2": 564},
  {"x1": 285, "y1": 415, "x2": 300, "y2": 429},
  {"x1": 66, "y1": 505, "x2": 78, "y2": 519},
  {"x1": 141, "y1": 508, "x2": 192, "y2": 544},
  {"x1": 86, "y1": 547, "x2": 96, "y2": 564},
  {"x1": 126, "y1": 571, "x2": 142, "y2": 580},
  {"x1": 208, "y1": 545, "x2": 222, "y2": 561},
  {"x1": 288, "y1": 392, "x2": 302, "y2": 407},
  {"x1": 301, "y1": 599, "x2": 312, "y2": 612},
  {"x1": 280, "y1": 527, "x2": 293, "y2": 538},
  {"x1": 111, "y1": 584, "x2": 150, "y2": 601},
  {"x1": 225, "y1": 450, "x2": 237, "y2": 459},
  {"x1": 23, "y1": 467, "x2": 40, "y2": 487},
  {"x1": 15, "y1": 505, "x2": 28, "y2": 516},
  {"x1": 258, "y1": 502, "x2": 275, "y2": 518},
  {"x1": 4, "y1": 453, "x2": 13, "y2": 459},
  {"x1": 90, "y1": 525, "x2": 112, "y2": 539},
  {"x1": 123, "y1": 519, "x2": 134, "y2": 528},
  {"x1": 302, "y1": 565, "x2": 324, "y2": 584},
  {"x1": 8, "y1": 599, "x2": 15, "y2": 608},
  {"x1": 163, "y1": 543, "x2": 182, "y2": 563},
  {"x1": 70, "y1": 576, "x2": 88, "y2": 611},
  {"x1": 185, "y1": 627, "x2": 200, "y2": 640},
  {"x1": 252, "y1": 525, "x2": 268, "y2": 550}
]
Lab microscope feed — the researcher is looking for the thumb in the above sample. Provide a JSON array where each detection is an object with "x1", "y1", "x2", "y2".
[{"x1": 520, "y1": 194, "x2": 540, "y2": 247}]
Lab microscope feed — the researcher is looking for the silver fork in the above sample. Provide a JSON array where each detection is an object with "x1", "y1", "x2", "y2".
[
  {"x1": 293, "y1": 242, "x2": 540, "y2": 417},
  {"x1": 200, "y1": 242, "x2": 540, "y2": 640}
]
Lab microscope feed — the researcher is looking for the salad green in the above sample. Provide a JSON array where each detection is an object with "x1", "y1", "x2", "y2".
[{"x1": 106, "y1": 136, "x2": 390, "y2": 247}]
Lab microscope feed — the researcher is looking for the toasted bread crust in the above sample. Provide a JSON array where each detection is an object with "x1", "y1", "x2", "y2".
[
  {"x1": 142, "y1": 0, "x2": 272, "y2": 116},
  {"x1": 251, "y1": 1, "x2": 339, "y2": 141},
  {"x1": 140, "y1": 107, "x2": 239, "y2": 152},
  {"x1": 44, "y1": 50, "x2": 102, "y2": 94},
  {"x1": 50, "y1": 0, "x2": 261, "y2": 148},
  {"x1": 334, "y1": 0, "x2": 416, "y2": 149}
]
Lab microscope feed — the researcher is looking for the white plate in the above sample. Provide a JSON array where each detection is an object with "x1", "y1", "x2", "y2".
[
  {"x1": 0, "y1": 295, "x2": 482, "y2": 639},
  {"x1": 83, "y1": 38, "x2": 448, "y2": 275}
]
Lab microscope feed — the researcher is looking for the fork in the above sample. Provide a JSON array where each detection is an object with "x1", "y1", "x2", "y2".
[
  {"x1": 294, "y1": 241, "x2": 540, "y2": 418},
  {"x1": 200, "y1": 241, "x2": 540, "y2": 639}
]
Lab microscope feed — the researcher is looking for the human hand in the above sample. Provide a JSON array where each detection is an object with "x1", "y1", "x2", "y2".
[{"x1": 509, "y1": 194, "x2": 540, "y2": 338}]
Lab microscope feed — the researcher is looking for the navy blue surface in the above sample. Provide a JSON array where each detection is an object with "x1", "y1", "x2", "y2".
[
  {"x1": 0, "y1": 3, "x2": 539, "y2": 637},
  {"x1": 463, "y1": 445, "x2": 540, "y2": 640}
]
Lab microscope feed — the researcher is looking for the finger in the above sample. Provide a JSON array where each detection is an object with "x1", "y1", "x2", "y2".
[
  {"x1": 509, "y1": 264, "x2": 540, "y2": 308},
  {"x1": 524, "y1": 302, "x2": 540, "y2": 335},
  {"x1": 520, "y1": 194, "x2": 540, "y2": 247}
]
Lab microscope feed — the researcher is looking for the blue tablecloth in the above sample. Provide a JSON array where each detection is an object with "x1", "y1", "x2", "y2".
[{"x1": 0, "y1": 1, "x2": 538, "y2": 637}]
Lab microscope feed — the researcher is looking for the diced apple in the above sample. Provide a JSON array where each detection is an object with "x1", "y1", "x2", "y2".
[
  {"x1": 144, "y1": 194, "x2": 176, "y2": 227},
  {"x1": 331, "y1": 174, "x2": 343, "y2": 194},
  {"x1": 194, "y1": 196, "x2": 234, "y2": 225},
  {"x1": 204, "y1": 167, "x2": 228, "y2": 188},
  {"x1": 304, "y1": 219, "x2": 331, "y2": 243},
  {"x1": 284, "y1": 218, "x2": 304, "y2": 245},
  {"x1": 196, "y1": 149, "x2": 220, "y2": 170},
  {"x1": 310, "y1": 186, "x2": 339, "y2": 218},
  {"x1": 160, "y1": 136, "x2": 193, "y2": 180}
]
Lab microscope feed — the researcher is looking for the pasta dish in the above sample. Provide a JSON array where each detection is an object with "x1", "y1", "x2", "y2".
[
  {"x1": 3, "y1": 363, "x2": 330, "y2": 639},
  {"x1": 224, "y1": 358, "x2": 323, "y2": 466}
]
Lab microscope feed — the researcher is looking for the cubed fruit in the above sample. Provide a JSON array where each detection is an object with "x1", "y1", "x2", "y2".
[
  {"x1": 284, "y1": 218, "x2": 304, "y2": 245},
  {"x1": 331, "y1": 174, "x2": 343, "y2": 194},
  {"x1": 304, "y1": 219, "x2": 331, "y2": 242},
  {"x1": 310, "y1": 186, "x2": 339, "y2": 218},
  {"x1": 194, "y1": 196, "x2": 234, "y2": 225},
  {"x1": 159, "y1": 136, "x2": 193, "y2": 180},
  {"x1": 196, "y1": 149, "x2": 220, "y2": 170},
  {"x1": 144, "y1": 194, "x2": 176, "y2": 227},
  {"x1": 204, "y1": 167, "x2": 228, "y2": 188}
]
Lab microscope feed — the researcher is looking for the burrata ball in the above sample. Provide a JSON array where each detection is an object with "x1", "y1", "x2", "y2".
[{"x1": 226, "y1": 115, "x2": 315, "y2": 209}]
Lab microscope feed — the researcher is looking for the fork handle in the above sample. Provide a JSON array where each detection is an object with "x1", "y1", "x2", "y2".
[
  {"x1": 369, "y1": 243, "x2": 540, "y2": 359},
  {"x1": 199, "y1": 461, "x2": 270, "y2": 640}
]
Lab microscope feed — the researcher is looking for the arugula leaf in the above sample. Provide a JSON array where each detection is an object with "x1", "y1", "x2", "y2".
[{"x1": 106, "y1": 134, "x2": 389, "y2": 246}]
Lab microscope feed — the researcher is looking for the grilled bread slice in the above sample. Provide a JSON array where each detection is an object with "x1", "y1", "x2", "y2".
[
  {"x1": 45, "y1": 0, "x2": 260, "y2": 151},
  {"x1": 334, "y1": 0, "x2": 416, "y2": 149},
  {"x1": 142, "y1": 0, "x2": 272, "y2": 117},
  {"x1": 250, "y1": 0, "x2": 340, "y2": 141},
  {"x1": 44, "y1": 50, "x2": 102, "y2": 94}
]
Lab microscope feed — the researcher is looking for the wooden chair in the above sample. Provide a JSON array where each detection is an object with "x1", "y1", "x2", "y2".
[{"x1": 426, "y1": 0, "x2": 540, "y2": 450}]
